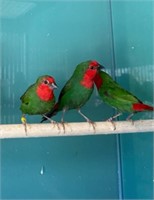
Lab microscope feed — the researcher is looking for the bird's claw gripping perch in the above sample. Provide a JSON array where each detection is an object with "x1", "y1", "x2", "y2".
[
  {"x1": 21, "y1": 115, "x2": 27, "y2": 135},
  {"x1": 126, "y1": 113, "x2": 135, "y2": 125},
  {"x1": 60, "y1": 121, "x2": 66, "y2": 133},
  {"x1": 77, "y1": 109, "x2": 96, "y2": 133},
  {"x1": 106, "y1": 112, "x2": 122, "y2": 130},
  {"x1": 87, "y1": 120, "x2": 96, "y2": 133},
  {"x1": 107, "y1": 117, "x2": 116, "y2": 131},
  {"x1": 50, "y1": 120, "x2": 61, "y2": 131},
  {"x1": 42, "y1": 114, "x2": 60, "y2": 130}
]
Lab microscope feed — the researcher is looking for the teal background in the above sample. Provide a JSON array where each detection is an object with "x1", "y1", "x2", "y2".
[{"x1": 0, "y1": 0, "x2": 153, "y2": 199}]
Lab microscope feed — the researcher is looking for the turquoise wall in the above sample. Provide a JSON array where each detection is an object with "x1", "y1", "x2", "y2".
[
  {"x1": 0, "y1": 0, "x2": 153, "y2": 199},
  {"x1": 112, "y1": 1, "x2": 153, "y2": 199}
]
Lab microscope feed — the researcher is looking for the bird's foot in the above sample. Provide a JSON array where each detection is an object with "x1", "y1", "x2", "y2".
[
  {"x1": 126, "y1": 113, "x2": 134, "y2": 125},
  {"x1": 60, "y1": 121, "x2": 68, "y2": 133},
  {"x1": 107, "y1": 117, "x2": 116, "y2": 131},
  {"x1": 50, "y1": 120, "x2": 61, "y2": 131},
  {"x1": 77, "y1": 109, "x2": 95, "y2": 133},
  {"x1": 60, "y1": 121, "x2": 72, "y2": 134},
  {"x1": 106, "y1": 112, "x2": 122, "y2": 130},
  {"x1": 21, "y1": 115, "x2": 27, "y2": 135},
  {"x1": 42, "y1": 114, "x2": 60, "y2": 131},
  {"x1": 87, "y1": 119, "x2": 96, "y2": 133},
  {"x1": 126, "y1": 118, "x2": 134, "y2": 125}
]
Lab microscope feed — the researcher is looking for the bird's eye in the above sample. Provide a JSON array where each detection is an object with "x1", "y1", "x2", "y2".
[
  {"x1": 43, "y1": 80, "x2": 49, "y2": 84},
  {"x1": 89, "y1": 66, "x2": 95, "y2": 70}
]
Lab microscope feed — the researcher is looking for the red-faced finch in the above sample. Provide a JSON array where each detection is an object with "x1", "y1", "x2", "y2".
[
  {"x1": 20, "y1": 75, "x2": 57, "y2": 132},
  {"x1": 41, "y1": 60, "x2": 104, "y2": 131},
  {"x1": 94, "y1": 70, "x2": 154, "y2": 128}
]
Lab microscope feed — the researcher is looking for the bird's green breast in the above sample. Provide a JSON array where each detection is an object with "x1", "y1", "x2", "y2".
[
  {"x1": 58, "y1": 81, "x2": 93, "y2": 111},
  {"x1": 20, "y1": 84, "x2": 55, "y2": 115}
]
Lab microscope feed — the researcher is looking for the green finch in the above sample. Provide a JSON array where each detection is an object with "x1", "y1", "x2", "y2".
[
  {"x1": 94, "y1": 70, "x2": 154, "y2": 124},
  {"x1": 20, "y1": 75, "x2": 57, "y2": 132},
  {"x1": 41, "y1": 60, "x2": 103, "y2": 130}
]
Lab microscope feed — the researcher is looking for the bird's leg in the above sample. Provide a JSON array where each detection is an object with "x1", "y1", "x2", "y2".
[
  {"x1": 42, "y1": 114, "x2": 55, "y2": 123},
  {"x1": 21, "y1": 114, "x2": 27, "y2": 135},
  {"x1": 60, "y1": 108, "x2": 67, "y2": 133},
  {"x1": 107, "y1": 112, "x2": 122, "y2": 130},
  {"x1": 77, "y1": 109, "x2": 96, "y2": 132},
  {"x1": 126, "y1": 113, "x2": 135, "y2": 125},
  {"x1": 108, "y1": 112, "x2": 122, "y2": 121},
  {"x1": 42, "y1": 114, "x2": 60, "y2": 130}
]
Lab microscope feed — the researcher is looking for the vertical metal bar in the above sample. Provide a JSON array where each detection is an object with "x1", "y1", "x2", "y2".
[
  {"x1": 108, "y1": 0, "x2": 123, "y2": 199},
  {"x1": 0, "y1": 1, "x2": 2, "y2": 197}
]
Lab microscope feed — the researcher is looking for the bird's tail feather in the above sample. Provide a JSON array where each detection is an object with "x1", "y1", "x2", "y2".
[
  {"x1": 133, "y1": 103, "x2": 154, "y2": 112},
  {"x1": 40, "y1": 103, "x2": 59, "y2": 123}
]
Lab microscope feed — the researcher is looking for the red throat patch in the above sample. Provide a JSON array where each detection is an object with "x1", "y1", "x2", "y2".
[
  {"x1": 80, "y1": 68, "x2": 98, "y2": 88},
  {"x1": 94, "y1": 73, "x2": 103, "y2": 89},
  {"x1": 36, "y1": 84, "x2": 54, "y2": 101}
]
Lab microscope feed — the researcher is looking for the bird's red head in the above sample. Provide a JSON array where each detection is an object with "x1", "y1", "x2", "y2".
[
  {"x1": 89, "y1": 60, "x2": 100, "y2": 68},
  {"x1": 81, "y1": 60, "x2": 103, "y2": 88},
  {"x1": 87, "y1": 60, "x2": 103, "y2": 78},
  {"x1": 36, "y1": 76, "x2": 57, "y2": 101}
]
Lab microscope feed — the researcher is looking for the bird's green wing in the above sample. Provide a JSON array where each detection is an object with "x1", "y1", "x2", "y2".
[
  {"x1": 20, "y1": 84, "x2": 35, "y2": 104},
  {"x1": 58, "y1": 76, "x2": 75, "y2": 101},
  {"x1": 99, "y1": 71, "x2": 140, "y2": 103},
  {"x1": 104, "y1": 82, "x2": 140, "y2": 103}
]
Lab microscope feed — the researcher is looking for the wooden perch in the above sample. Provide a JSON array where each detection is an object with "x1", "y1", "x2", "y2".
[{"x1": 0, "y1": 119, "x2": 154, "y2": 139}]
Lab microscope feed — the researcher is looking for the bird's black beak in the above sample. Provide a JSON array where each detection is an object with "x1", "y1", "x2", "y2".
[
  {"x1": 99, "y1": 64, "x2": 105, "y2": 70},
  {"x1": 50, "y1": 82, "x2": 58, "y2": 90}
]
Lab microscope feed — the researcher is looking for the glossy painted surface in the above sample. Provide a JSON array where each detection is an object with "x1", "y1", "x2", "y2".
[
  {"x1": 0, "y1": 0, "x2": 153, "y2": 199},
  {"x1": 1, "y1": 1, "x2": 119, "y2": 199},
  {"x1": 112, "y1": 1, "x2": 154, "y2": 199}
]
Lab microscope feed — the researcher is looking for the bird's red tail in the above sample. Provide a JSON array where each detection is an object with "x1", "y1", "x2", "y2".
[{"x1": 133, "y1": 103, "x2": 154, "y2": 112}]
